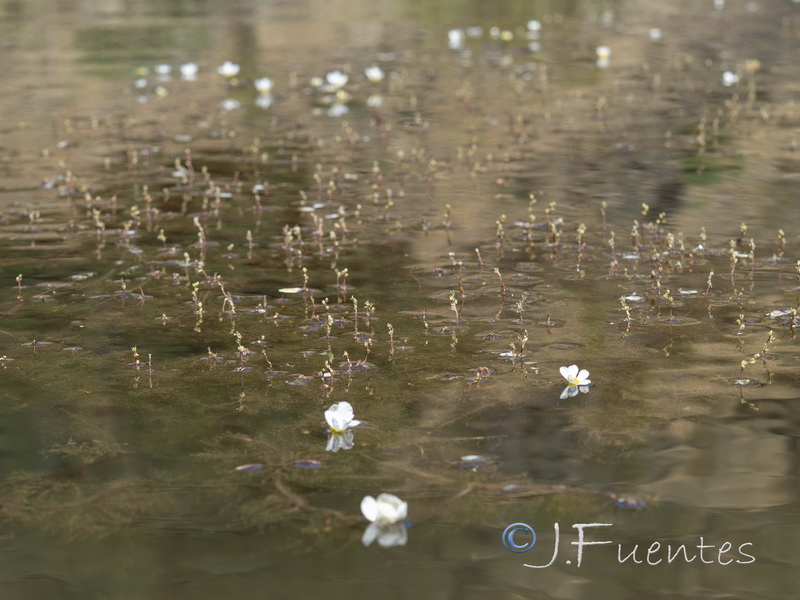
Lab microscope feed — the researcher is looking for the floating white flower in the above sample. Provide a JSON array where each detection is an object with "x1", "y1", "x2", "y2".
[
  {"x1": 217, "y1": 61, "x2": 240, "y2": 78},
  {"x1": 560, "y1": 364, "x2": 590, "y2": 386},
  {"x1": 361, "y1": 493, "x2": 408, "y2": 547},
  {"x1": 324, "y1": 400, "x2": 360, "y2": 434},
  {"x1": 448, "y1": 28, "x2": 465, "y2": 51},
  {"x1": 326, "y1": 70, "x2": 348, "y2": 89},
  {"x1": 559, "y1": 364, "x2": 591, "y2": 399},
  {"x1": 596, "y1": 45, "x2": 611, "y2": 68},
  {"x1": 722, "y1": 71, "x2": 739, "y2": 86},
  {"x1": 366, "y1": 93, "x2": 383, "y2": 108},
  {"x1": 180, "y1": 62, "x2": 199, "y2": 81},
  {"x1": 254, "y1": 77, "x2": 273, "y2": 94},
  {"x1": 365, "y1": 66, "x2": 385, "y2": 83}
]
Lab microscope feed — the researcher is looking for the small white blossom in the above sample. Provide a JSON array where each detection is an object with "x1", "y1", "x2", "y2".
[
  {"x1": 324, "y1": 400, "x2": 360, "y2": 434},
  {"x1": 180, "y1": 62, "x2": 199, "y2": 81},
  {"x1": 722, "y1": 71, "x2": 739, "y2": 86},
  {"x1": 448, "y1": 28, "x2": 465, "y2": 51},
  {"x1": 254, "y1": 77, "x2": 273, "y2": 94},
  {"x1": 361, "y1": 493, "x2": 407, "y2": 525},
  {"x1": 559, "y1": 364, "x2": 591, "y2": 399},
  {"x1": 596, "y1": 45, "x2": 611, "y2": 60},
  {"x1": 326, "y1": 70, "x2": 348, "y2": 89},
  {"x1": 361, "y1": 493, "x2": 408, "y2": 547},
  {"x1": 365, "y1": 66, "x2": 385, "y2": 83},
  {"x1": 217, "y1": 61, "x2": 240, "y2": 78},
  {"x1": 560, "y1": 364, "x2": 590, "y2": 386}
]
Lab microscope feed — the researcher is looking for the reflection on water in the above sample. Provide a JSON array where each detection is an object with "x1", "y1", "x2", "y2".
[{"x1": 1, "y1": 0, "x2": 799, "y2": 598}]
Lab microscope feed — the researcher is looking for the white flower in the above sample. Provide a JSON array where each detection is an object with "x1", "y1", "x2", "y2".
[
  {"x1": 560, "y1": 364, "x2": 590, "y2": 386},
  {"x1": 324, "y1": 400, "x2": 361, "y2": 434},
  {"x1": 722, "y1": 71, "x2": 739, "y2": 86},
  {"x1": 217, "y1": 61, "x2": 240, "y2": 78},
  {"x1": 595, "y1": 46, "x2": 612, "y2": 69},
  {"x1": 180, "y1": 62, "x2": 199, "y2": 81},
  {"x1": 365, "y1": 66, "x2": 385, "y2": 83},
  {"x1": 361, "y1": 493, "x2": 408, "y2": 547},
  {"x1": 527, "y1": 19, "x2": 542, "y2": 32},
  {"x1": 448, "y1": 28, "x2": 465, "y2": 51},
  {"x1": 326, "y1": 70, "x2": 348, "y2": 89},
  {"x1": 366, "y1": 93, "x2": 383, "y2": 108},
  {"x1": 559, "y1": 364, "x2": 591, "y2": 399},
  {"x1": 361, "y1": 493, "x2": 407, "y2": 525},
  {"x1": 254, "y1": 77, "x2": 273, "y2": 94}
]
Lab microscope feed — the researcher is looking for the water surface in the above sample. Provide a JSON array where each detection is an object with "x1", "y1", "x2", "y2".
[{"x1": 1, "y1": 0, "x2": 799, "y2": 598}]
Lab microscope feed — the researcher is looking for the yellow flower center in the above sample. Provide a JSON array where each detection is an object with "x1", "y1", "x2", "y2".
[{"x1": 568, "y1": 377, "x2": 580, "y2": 385}]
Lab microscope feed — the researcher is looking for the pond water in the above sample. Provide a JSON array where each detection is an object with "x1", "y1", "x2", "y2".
[{"x1": 1, "y1": 0, "x2": 799, "y2": 598}]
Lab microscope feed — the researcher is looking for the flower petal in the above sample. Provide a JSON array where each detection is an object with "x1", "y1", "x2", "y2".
[
  {"x1": 577, "y1": 369, "x2": 590, "y2": 382},
  {"x1": 376, "y1": 493, "x2": 407, "y2": 523},
  {"x1": 361, "y1": 522, "x2": 381, "y2": 546},
  {"x1": 560, "y1": 365, "x2": 579, "y2": 381},
  {"x1": 325, "y1": 401, "x2": 355, "y2": 432},
  {"x1": 361, "y1": 495, "x2": 378, "y2": 522}
]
